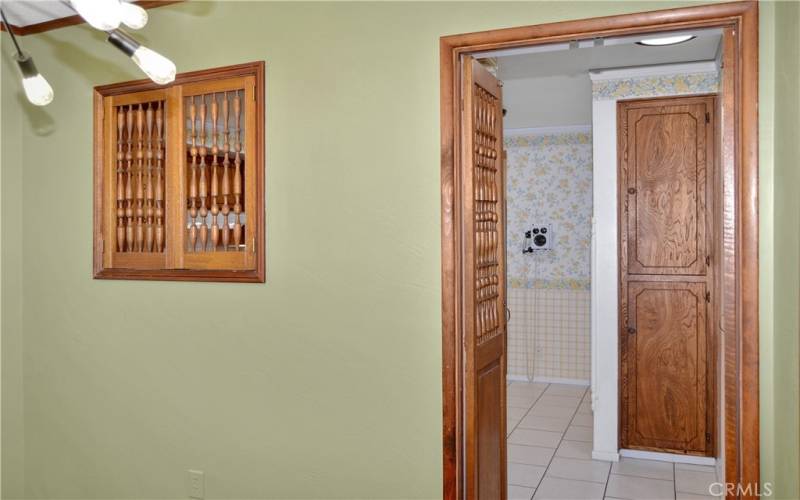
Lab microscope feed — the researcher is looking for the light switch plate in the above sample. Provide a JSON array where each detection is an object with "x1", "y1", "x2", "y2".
[{"x1": 187, "y1": 469, "x2": 204, "y2": 499}]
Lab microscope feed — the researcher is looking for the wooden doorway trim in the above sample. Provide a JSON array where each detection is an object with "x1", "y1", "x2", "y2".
[{"x1": 440, "y1": 2, "x2": 758, "y2": 499}]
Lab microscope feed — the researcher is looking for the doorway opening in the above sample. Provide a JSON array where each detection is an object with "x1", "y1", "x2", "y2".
[{"x1": 440, "y1": 3, "x2": 758, "y2": 499}]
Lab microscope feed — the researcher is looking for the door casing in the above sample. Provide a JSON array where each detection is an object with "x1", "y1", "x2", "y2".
[{"x1": 440, "y1": 2, "x2": 758, "y2": 499}]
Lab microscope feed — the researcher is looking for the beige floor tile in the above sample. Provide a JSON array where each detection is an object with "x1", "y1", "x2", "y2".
[
  {"x1": 518, "y1": 415, "x2": 571, "y2": 432},
  {"x1": 537, "y1": 395, "x2": 582, "y2": 408},
  {"x1": 530, "y1": 404, "x2": 576, "y2": 418},
  {"x1": 508, "y1": 407, "x2": 530, "y2": 420},
  {"x1": 555, "y1": 440, "x2": 593, "y2": 460},
  {"x1": 675, "y1": 463, "x2": 717, "y2": 474},
  {"x1": 605, "y1": 473, "x2": 675, "y2": 500},
  {"x1": 508, "y1": 462, "x2": 546, "y2": 488},
  {"x1": 675, "y1": 469, "x2": 718, "y2": 496},
  {"x1": 576, "y1": 403, "x2": 593, "y2": 415},
  {"x1": 544, "y1": 384, "x2": 589, "y2": 398},
  {"x1": 533, "y1": 476, "x2": 605, "y2": 500},
  {"x1": 508, "y1": 396, "x2": 538, "y2": 409},
  {"x1": 509, "y1": 428, "x2": 563, "y2": 448},
  {"x1": 564, "y1": 425, "x2": 593, "y2": 442},
  {"x1": 611, "y1": 457, "x2": 674, "y2": 481},
  {"x1": 508, "y1": 444, "x2": 556, "y2": 467},
  {"x1": 571, "y1": 413, "x2": 593, "y2": 427},
  {"x1": 676, "y1": 493, "x2": 721, "y2": 500},
  {"x1": 546, "y1": 457, "x2": 611, "y2": 483},
  {"x1": 508, "y1": 484, "x2": 535, "y2": 500},
  {"x1": 508, "y1": 418, "x2": 522, "y2": 434}
]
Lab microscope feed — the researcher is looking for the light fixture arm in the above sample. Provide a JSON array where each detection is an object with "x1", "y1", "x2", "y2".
[
  {"x1": 106, "y1": 28, "x2": 140, "y2": 57},
  {"x1": 0, "y1": 8, "x2": 24, "y2": 56}
]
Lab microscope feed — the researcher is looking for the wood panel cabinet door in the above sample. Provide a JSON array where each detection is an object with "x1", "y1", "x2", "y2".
[
  {"x1": 623, "y1": 281, "x2": 709, "y2": 453},
  {"x1": 619, "y1": 95, "x2": 716, "y2": 456},
  {"x1": 462, "y1": 56, "x2": 507, "y2": 499}
]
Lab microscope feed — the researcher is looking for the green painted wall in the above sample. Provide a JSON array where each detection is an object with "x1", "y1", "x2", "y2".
[
  {"x1": 0, "y1": 1, "x2": 795, "y2": 498},
  {"x1": 1, "y1": 38, "x2": 26, "y2": 500},
  {"x1": 770, "y1": 1, "x2": 800, "y2": 499}
]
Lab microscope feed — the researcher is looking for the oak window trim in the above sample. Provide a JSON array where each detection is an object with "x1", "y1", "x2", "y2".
[{"x1": 92, "y1": 61, "x2": 266, "y2": 283}]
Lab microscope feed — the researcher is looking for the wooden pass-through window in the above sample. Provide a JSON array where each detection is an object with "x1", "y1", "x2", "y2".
[{"x1": 93, "y1": 62, "x2": 265, "y2": 282}]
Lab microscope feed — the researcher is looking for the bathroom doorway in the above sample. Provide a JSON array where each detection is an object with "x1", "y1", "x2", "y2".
[{"x1": 439, "y1": 2, "x2": 758, "y2": 499}]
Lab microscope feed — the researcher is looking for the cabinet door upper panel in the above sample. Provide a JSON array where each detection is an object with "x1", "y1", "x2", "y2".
[{"x1": 621, "y1": 98, "x2": 713, "y2": 276}]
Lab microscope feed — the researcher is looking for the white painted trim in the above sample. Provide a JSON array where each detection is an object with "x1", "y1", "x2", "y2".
[
  {"x1": 504, "y1": 125, "x2": 591, "y2": 137},
  {"x1": 588, "y1": 60, "x2": 718, "y2": 81},
  {"x1": 506, "y1": 374, "x2": 590, "y2": 386},
  {"x1": 592, "y1": 450, "x2": 620, "y2": 462},
  {"x1": 619, "y1": 449, "x2": 716, "y2": 466}
]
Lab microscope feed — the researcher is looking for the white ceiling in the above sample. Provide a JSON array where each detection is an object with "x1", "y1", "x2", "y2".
[
  {"x1": 497, "y1": 29, "x2": 721, "y2": 130},
  {"x1": 0, "y1": 0, "x2": 137, "y2": 27}
]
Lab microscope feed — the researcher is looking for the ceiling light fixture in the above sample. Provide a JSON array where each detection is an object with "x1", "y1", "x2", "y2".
[
  {"x1": 637, "y1": 35, "x2": 696, "y2": 47},
  {"x1": 68, "y1": 0, "x2": 122, "y2": 31},
  {"x1": 107, "y1": 29, "x2": 176, "y2": 84},
  {"x1": 0, "y1": 9, "x2": 54, "y2": 106},
  {"x1": 119, "y1": 2, "x2": 148, "y2": 30}
]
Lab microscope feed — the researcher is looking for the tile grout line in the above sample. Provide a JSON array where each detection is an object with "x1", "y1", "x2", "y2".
[{"x1": 529, "y1": 385, "x2": 589, "y2": 499}]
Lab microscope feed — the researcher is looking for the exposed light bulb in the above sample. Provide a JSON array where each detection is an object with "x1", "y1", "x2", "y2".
[
  {"x1": 131, "y1": 46, "x2": 176, "y2": 84},
  {"x1": 107, "y1": 29, "x2": 176, "y2": 85},
  {"x1": 120, "y1": 2, "x2": 148, "y2": 30},
  {"x1": 15, "y1": 54, "x2": 53, "y2": 106},
  {"x1": 22, "y1": 73, "x2": 54, "y2": 106},
  {"x1": 69, "y1": 0, "x2": 122, "y2": 31}
]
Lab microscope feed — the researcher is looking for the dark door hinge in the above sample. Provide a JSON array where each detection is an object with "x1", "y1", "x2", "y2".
[
  {"x1": 706, "y1": 432, "x2": 712, "y2": 443},
  {"x1": 706, "y1": 255, "x2": 711, "y2": 266},
  {"x1": 705, "y1": 291, "x2": 711, "y2": 303},
  {"x1": 705, "y1": 112, "x2": 710, "y2": 123}
]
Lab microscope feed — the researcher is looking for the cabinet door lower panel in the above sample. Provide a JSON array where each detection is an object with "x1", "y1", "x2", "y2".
[{"x1": 622, "y1": 281, "x2": 709, "y2": 454}]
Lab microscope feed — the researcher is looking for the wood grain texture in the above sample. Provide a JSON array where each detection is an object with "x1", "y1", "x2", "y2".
[
  {"x1": 619, "y1": 95, "x2": 716, "y2": 457},
  {"x1": 93, "y1": 62, "x2": 265, "y2": 282},
  {"x1": 440, "y1": 3, "x2": 758, "y2": 499},
  {"x1": 462, "y1": 57, "x2": 506, "y2": 500},
  {"x1": 626, "y1": 282, "x2": 708, "y2": 453},
  {"x1": 626, "y1": 103, "x2": 708, "y2": 275}
]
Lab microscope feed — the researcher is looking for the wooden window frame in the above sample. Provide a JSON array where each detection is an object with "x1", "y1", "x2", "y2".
[
  {"x1": 440, "y1": 2, "x2": 758, "y2": 499},
  {"x1": 93, "y1": 61, "x2": 266, "y2": 283}
]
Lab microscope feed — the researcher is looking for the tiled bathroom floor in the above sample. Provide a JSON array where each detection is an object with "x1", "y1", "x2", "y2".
[{"x1": 506, "y1": 381, "x2": 721, "y2": 500}]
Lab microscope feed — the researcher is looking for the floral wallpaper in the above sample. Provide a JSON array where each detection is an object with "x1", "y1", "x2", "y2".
[
  {"x1": 592, "y1": 71, "x2": 719, "y2": 100},
  {"x1": 505, "y1": 130, "x2": 593, "y2": 290}
]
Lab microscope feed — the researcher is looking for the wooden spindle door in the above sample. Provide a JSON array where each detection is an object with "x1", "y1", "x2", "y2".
[
  {"x1": 102, "y1": 89, "x2": 172, "y2": 270},
  {"x1": 178, "y1": 76, "x2": 258, "y2": 271},
  {"x1": 462, "y1": 56, "x2": 507, "y2": 499}
]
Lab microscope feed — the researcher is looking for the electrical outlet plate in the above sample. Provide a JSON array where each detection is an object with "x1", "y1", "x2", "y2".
[{"x1": 187, "y1": 469, "x2": 204, "y2": 499}]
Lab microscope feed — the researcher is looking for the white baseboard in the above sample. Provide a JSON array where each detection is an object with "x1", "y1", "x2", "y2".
[
  {"x1": 507, "y1": 374, "x2": 590, "y2": 386},
  {"x1": 592, "y1": 450, "x2": 620, "y2": 462},
  {"x1": 620, "y1": 449, "x2": 716, "y2": 466}
]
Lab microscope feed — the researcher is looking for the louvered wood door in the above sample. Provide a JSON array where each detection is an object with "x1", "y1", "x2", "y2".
[
  {"x1": 619, "y1": 95, "x2": 715, "y2": 456},
  {"x1": 462, "y1": 56, "x2": 507, "y2": 499}
]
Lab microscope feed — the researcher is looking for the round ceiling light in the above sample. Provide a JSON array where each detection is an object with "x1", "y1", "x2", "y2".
[{"x1": 636, "y1": 35, "x2": 696, "y2": 47}]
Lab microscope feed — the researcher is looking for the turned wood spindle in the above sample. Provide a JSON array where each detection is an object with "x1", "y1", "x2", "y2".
[
  {"x1": 116, "y1": 107, "x2": 126, "y2": 252},
  {"x1": 134, "y1": 104, "x2": 145, "y2": 252},
  {"x1": 125, "y1": 105, "x2": 134, "y2": 252},
  {"x1": 188, "y1": 96, "x2": 198, "y2": 252},
  {"x1": 233, "y1": 90, "x2": 242, "y2": 249},
  {"x1": 145, "y1": 103, "x2": 154, "y2": 252},
  {"x1": 198, "y1": 95, "x2": 208, "y2": 251},
  {"x1": 221, "y1": 92, "x2": 231, "y2": 250},
  {"x1": 155, "y1": 101, "x2": 164, "y2": 252},
  {"x1": 210, "y1": 93, "x2": 220, "y2": 251}
]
